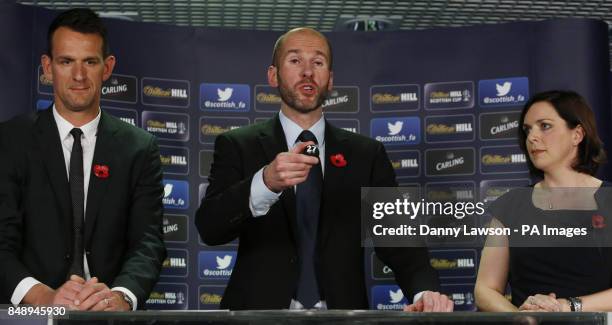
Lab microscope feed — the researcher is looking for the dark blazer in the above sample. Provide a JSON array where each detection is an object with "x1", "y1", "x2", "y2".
[
  {"x1": 196, "y1": 115, "x2": 439, "y2": 310},
  {"x1": 0, "y1": 108, "x2": 166, "y2": 306}
]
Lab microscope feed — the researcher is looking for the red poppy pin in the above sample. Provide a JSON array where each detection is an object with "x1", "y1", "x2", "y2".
[
  {"x1": 592, "y1": 214, "x2": 606, "y2": 229},
  {"x1": 93, "y1": 164, "x2": 110, "y2": 179},
  {"x1": 330, "y1": 153, "x2": 347, "y2": 168}
]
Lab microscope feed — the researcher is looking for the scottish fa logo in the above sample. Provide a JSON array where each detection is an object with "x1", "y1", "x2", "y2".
[
  {"x1": 216, "y1": 255, "x2": 233, "y2": 269},
  {"x1": 387, "y1": 121, "x2": 403, "y2": 135},
  {"x1": 217, "y1": 88, "x2": 233, "y2": 102}
]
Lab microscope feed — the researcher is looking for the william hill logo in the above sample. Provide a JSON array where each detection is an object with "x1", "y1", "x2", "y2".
[
  {"x1": 160, "y1": 154, "x2": 187, "y2": 167},
  {"x1": 200, "y1": 123, "x2": 242, "y2": 136},
  {"x1": 391, "y1": 158, "x2": 418, "y2": 169},
  {"x1": 372, "y1": 92, "x2": 417, "y2": 104},
  {"x1": 430, "y1": 90, "x2": 471, "y2": 104},
  {"x1": 200, "y1": 293, "x2": 222, "y2": 305},
  {"x1": 163, "y1": 257, "x2": 186, "y2": 268},
  {"x1": 256, "y1": 91, "x2": 281, "y2": 104},
  {"x1": 427, "y1": 123, "x2": 472, "y2": 135},
  {"x1": 146, "y1": 120, "x2": 187, "y2": 135},
  {"x1": 482, "y1": 153, "x2": 526, "y2": 165},
  {"x1": 427, "y1": 190, "x2": 474, "y2": 201},
  {"x1": 431, "y1": 258, "x2": 475, "y2": 269},
  {"x1": 144, "y1": 86, "x2": 188, "y2": 98}
]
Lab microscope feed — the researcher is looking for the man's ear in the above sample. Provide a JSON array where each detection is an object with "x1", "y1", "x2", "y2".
[
  {"x1": 102, "y1": 55, "x2": 116, "y2": 81},
  {"x1": 267, "y1": 65, "x2": 278, "y2": 87}
]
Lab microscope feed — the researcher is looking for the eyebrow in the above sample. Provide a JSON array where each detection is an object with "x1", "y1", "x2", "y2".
[
  {"x1": 523, "y1": 118, "x2": 553, "y2": 126},
  {"x1": 286, "y1": 49, "x2": 329, "y2": 60}
]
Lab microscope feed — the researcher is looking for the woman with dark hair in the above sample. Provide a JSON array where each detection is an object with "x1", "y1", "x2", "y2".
[{"x1": 475, "y1": 90, "x2": 611, "y2": 312}]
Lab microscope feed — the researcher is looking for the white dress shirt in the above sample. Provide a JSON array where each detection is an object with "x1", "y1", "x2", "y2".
[
  {"x1": 248, "y1": 111, "x2": 424, "y2": 309},
  {"x1": 11, "y1": 106, "x2": 137, "y2": 310}
]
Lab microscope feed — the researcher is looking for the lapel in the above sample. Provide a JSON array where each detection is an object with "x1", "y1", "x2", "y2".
[
  {"x1": 319, "y1": 121, "x2": 351, "y2": 245},
  {"x1": 257, "y1": 115, "x2": 299, "y2": 241},
  {"x1": 35, "y1": 109, "x2": 72, "y2": 249},
  {"x1": 84, "y1": 111, "x2": 118, "y2": 247}
]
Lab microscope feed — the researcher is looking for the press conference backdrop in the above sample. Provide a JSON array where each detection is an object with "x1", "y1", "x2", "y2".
[{"x1": 1, "y1": 2, "x2": 611, "y2": 311}]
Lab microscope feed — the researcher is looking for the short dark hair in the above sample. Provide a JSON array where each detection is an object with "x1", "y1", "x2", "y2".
[
  {"x1": 47, "y1": 8, "x2": 110, "y2": 58},
  {"x1": 518, "y1": 90, "x2": 607, "y2": 178},
  {"x1": 271, "y1": 27, "x2": 333, "y2": 70}
]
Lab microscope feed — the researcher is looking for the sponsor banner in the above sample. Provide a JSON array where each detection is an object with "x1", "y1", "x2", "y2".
[
  {"x1": 200, "y1": 83, "x2": 249, "y2": 112},
  {"x1": 101, "y1": 74, "x2": 138, "y2": 104},
  {"x1": 370, "y1": 84, "x2": 420, "y2": 113},
  {"x1": 163, "y1": 214, "x2": 189, "y2": 243},
  {"x1": 371, "y1": 285, "x2": 408, "y2": 310},
  {"x1": 479, "y1": 77, "x2": 528, "y2": 107},
  {"x1": 103, "y1": 107, "x2": 138, "y2": 127},
  {"x1": 371, "y1": 252, "x2": 394, "y2": 280},
  {"x1": 387, "y1": 150, "x2": 420, "y2": 177},
  {"x1": 424, "y1": 81, "x2": 474, "y2": 110},
  {"x1": 198, "y1": 250, "x2": 237, "y2": 280},
  {"x1": 142, "y1": 111, "x2": 189, "y2": 142},
  {"x1": 425, "y1": 114, "x2": 475, "y2": 143},
  {"x1": 198, "y1": 182, "x2": 209, "y2": 204},
  {"x1": 160, "y1": 248, "x2": 189, "y2": 277},
  {"x1": 198, "y1": 285, "x2": 226, "y2": 310},
  {"x1": 479, "y1": 178, "x2": 531, "y2": 204},
  {"x1": 37, "y1": 65, "x2": 53, "y2": 95},
  {"x1": 159, "y1": 145, "x2": 189, "y2": 175},
  {"x1": 429, "y1": 249, "x2": 478, "y2": 279},
  {"x1": 254, "y1": 84, "x2": 281, "y2": 112},
  {"x1": 142, "y1": 77, "x2": 190, "y2": 108},
  {"x1": 425, "y1": 181, "x2": 476, "y2": 203},
  {"x1": 199, "y1": 150, "x2": 214, "y2": 178},
  {"x1": 36, "y1": 99, "x2": 52, "y2": 111},
  {"x1": 441, "y1": 283, "x2": 476, "y2": 311},
  {"x1": 480, "y1": 145, "x2": 528, "y2": 174},
  {"x1": 321, "y1": 86, "x2": 359, "y2": 113},
  {"x1": 327, "y1": 118, "x2": 360, "y2": 133},
  {"x1": 199, "y1": 116, "x2": 250, "y2": 144},
  {"x1": 479, "y1": 111, "x2": 521, "y2": 141},
  {"x1": 145, "y1": 283, "x2": 188, "y2": 310},
  {"x1": 425, "y1": 148, "x2": 475, "y2": 177},
  {"x1": 162, "y1": 179, "x2": 189, "y2": 210},
  {"x1": 370, "y1": 117, "x2": 420, "y2": 146}
]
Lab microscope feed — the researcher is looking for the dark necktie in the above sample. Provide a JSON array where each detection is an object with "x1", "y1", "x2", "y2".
[
  {"x1": 295, "y1": 130, "x2": 323, "y2": 308},
  {"x1": 68, "y1": 128, "x2": 85, "y2": 278}
]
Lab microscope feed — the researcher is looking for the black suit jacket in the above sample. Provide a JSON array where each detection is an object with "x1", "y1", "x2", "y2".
[
  {"x1": 0, "y1": 108, "x2": 166, "y2": 306},
  {"x1": 196, "y1": 115, "x2": 439, "y2": 310}
]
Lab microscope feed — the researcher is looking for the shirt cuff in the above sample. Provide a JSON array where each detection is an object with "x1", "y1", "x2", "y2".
[
  {"x1": 249, "y1": 166, "x2": 281, "y2": 217},
  {"x1": 413, "y1": 291, "x2": 425, "y2": 304},
  {"x1": 111, "y1": 287, "x2": 137, "y2": 311},
  {"x1": 11, "y1": 277, "x2": 41, "y2": 305}
]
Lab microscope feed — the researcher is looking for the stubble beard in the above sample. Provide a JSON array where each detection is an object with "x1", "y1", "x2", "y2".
[{"x1": 277, "y1": 73, "x2": 329, "y2": 114}]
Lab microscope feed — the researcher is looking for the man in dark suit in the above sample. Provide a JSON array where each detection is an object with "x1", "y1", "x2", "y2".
[
  {"x1": 196, "y1": 27, "x2": 453, "y2": 311},
  {"x1": 0, "y1": 8, "x2": 166, "y2": 311}
]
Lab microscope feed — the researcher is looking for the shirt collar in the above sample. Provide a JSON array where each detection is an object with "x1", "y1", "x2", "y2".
[
  {"x1": 278, "y1": 110, "x2": 325, "y2": 147},
  {"x1": 52, "y1": 104, "x2": 101, "y2": 142}
]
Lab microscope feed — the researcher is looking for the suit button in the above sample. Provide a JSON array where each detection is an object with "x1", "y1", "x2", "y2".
[
  {"x1": 86, "y1": 251, "x2": 91, "y2": 255},
  {"x1": 65, "y1": 254, "x2": 70, "y2": 260},
  {"x1": 289, "y1": 257, "x2": 296, "y2": 263}
]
